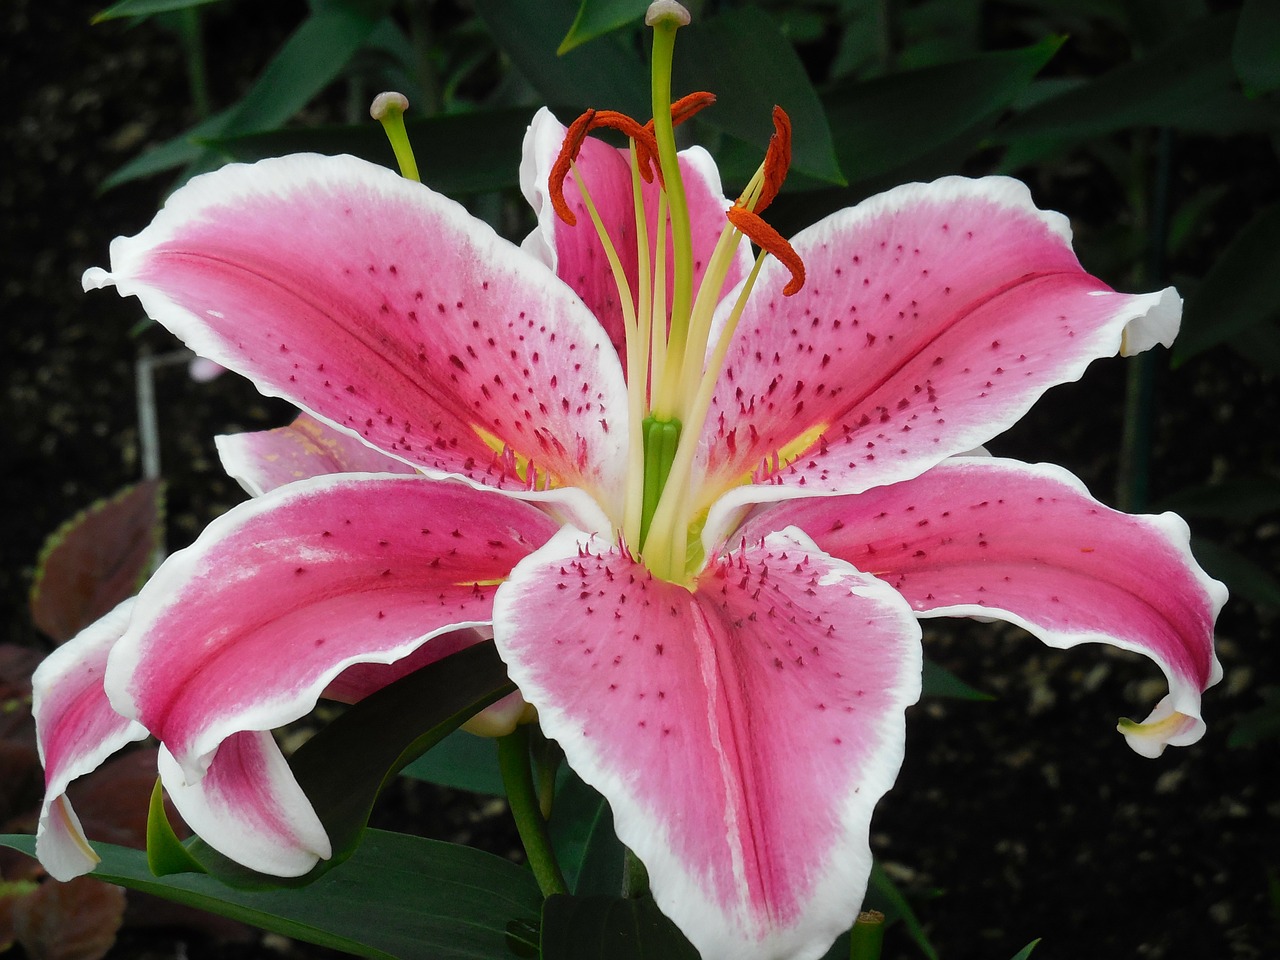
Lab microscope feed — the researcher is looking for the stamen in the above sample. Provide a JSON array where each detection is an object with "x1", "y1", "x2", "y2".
[
  {"x1": 549, "y1": 109, "x2": 664, "y2": 225},
  {"x1": 727, "y1": 206, "x2": 805, "y2": 295},
  {"x1": 633, "y1": 91, "x2": 716, "y2": 178},
  {"x1": 370, "y1": 92, "x2": 420, "y2": 182},
  {"x1": 722, "y1": 106, "x2": 804, "y2": 296},
  {"x1": 755, "y1": 106, "x2": 793, "y2": 213},
  {"x1": 549, "y1": 109, "x2": 598, "y2": 225}
]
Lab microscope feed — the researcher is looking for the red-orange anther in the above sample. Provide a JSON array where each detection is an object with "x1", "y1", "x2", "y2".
[
  {"x1": 549, "y1": 109, "x2": 599, "y2": 226},
  {"x1": 635, "y1": 91, "x2": 717, "y2": 181},
  {"x1": 670, "y1": 91, "x2": 717, "y2": 126},
  {"x1": 755, "y1": 106, "x2": 792, "y2": 214},
  {"x1": 727, "y1": 206, "x2": 805, "y2": 297},
  {"x1": 549, "y1": 108, "x2": 665, "y2": 225}
]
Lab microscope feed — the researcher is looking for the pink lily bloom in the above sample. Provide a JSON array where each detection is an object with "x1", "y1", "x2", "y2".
[{"x1": 36, "y1": 8, "x2": 1222, "y2": 957}]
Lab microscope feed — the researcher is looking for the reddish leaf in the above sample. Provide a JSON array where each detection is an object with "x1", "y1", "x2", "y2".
[
  {"x1": 29, "y1": 481, "x2": 164, "y2": 644},
  {"x1": 10, "y1": 875, "x2": 126, "y2": 960}
]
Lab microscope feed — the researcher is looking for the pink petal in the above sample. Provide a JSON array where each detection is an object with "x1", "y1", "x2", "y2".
[
  {"x1": 103, "y1": 474, "x2": 560, "y2": 783},
  {"x1": 158, "y1": 731, "x2": 329, "y2": 877},
  {"x1": 32, "y1": 599, "x2": 149, "y2": 880},
  {"x1": 747, "y1": 457, "x2": 1225, "y2": 756},
  {"x1": 493, "y1": 526, "x2": 921, "y2": 960},
  {"x1": 84, "y1": 154, "x2": 628, "y2": 513},
  {"x1": 697, "y1": 177, "x2": 1180, "y2": 530},
  {"x1": 216, "y1": 411, "x2": 418, "y2": 497},
  {"x1": 520, "y1": 108, "x2": 750, "y2": 361}
]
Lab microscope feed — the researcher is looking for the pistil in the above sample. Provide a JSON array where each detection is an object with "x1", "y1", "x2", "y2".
[
  {"x1": 646, "y1": 1, "x2": 695, "y2": 410},
  {"x1": 546, "y1": 1, "x2": 805, "y2": 582},
  {"x1": 369, "y1": 92, "x2": 420, "y2": 182}
]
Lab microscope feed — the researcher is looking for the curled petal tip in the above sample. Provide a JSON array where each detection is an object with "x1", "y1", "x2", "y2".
[
  {"x1": 82, "y1": 266, "x2": 114, "y2": 292},
  {"x1": 36, "y1": 795, "x2": 101, "y2": 882},
  {"x1": 1118, "y1": 699, "x2": 1204, "y2": 759}
]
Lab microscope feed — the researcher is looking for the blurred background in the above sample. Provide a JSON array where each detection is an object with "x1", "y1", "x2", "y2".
[{"x1": 2, "y1": 0, "x2": 1277, "y2": 958}]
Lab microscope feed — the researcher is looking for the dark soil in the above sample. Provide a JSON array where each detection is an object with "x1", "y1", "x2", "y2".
[{"x1": 2, "y1": 2, "x2": 1276, "y2": 960}]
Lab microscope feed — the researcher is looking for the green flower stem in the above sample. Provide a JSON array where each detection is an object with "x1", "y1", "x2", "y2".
[
  {"x1": 498, "y1": 727, "x2": 568, "y2": 897},
  {"x1": 849, "y1": 910, "x2": 886, "y2": 960}
]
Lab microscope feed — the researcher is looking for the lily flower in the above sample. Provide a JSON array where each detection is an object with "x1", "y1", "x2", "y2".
[{"x1": 36, "y1": 4, "x2": 1222, "y2": 958}]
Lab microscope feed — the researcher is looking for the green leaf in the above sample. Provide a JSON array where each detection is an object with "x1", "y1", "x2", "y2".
[
  {"x1": 1190, "y1": 538, "x2": 1280, "y2": 609},
  {"x1": 92, "y1": 0, "x2": 222, "y2": 23},
  {"x1": 1231, "y1": 317, "x2": 1280, "y2": 375},
  {"x1": 1233, "y1": 0, "x2": 1280, "y2": 94},
  {"x1": 830, "y1": 37, "x2": 1060, "y2": 184},
  {"x1": 559, "y1": 0, "x2": 648, "y2": 54},
  {"x1": 29, "y1": 480, "x2": 163, "y2": 643},
  {"x1": 921, "y1": 658, "x2": 995, "y2": 701},
  {"x1": 187, "y1": 642, "x2": 515, "y2": 887},
  {"x1": 548, "y1": 771, "x2": 625, "y2": 895},
  {"x1": 99, "y1": 109, "x2": 236, "y2": 191},
  {"x1": 209, "y1": 107, "x2": 541, "y2": 195},
  {"x1": 997, "y1": 14, "x2": 1280, "y2": 140},
  {"x1": 102, "y1": 2, "x2": 388, "y2": 190},
  {"x1": 146, "y1": 778, "x2": 207, "y2": 877},
  {"x1": 1174, "y1": 204, "x2": 1280, "y2": 364},
  {"x1": 0, "y1": 830, "x2": 541, "y2": 960},
  {"x1": 540, "y1": 893, "x2": 700, "y2": 960},
  {"x1": 221, "y1": 2, "x2": 389, "y2": 136},
  {"x1": 675, "y1": 6, "x2": 844, "y2": 186},
  {"x1": 1009, "y1": 941, "x2": 1042, "y2": 960},
  {"x1": 1154, "y1": 478, "x2": 1280, "y2": 523},
  {"x1": 474, "y1": 0, "x2": 648, "y2": 117},
  {"x1": 1228, "y1": 687, "x2": 1280, "y2": 747},
  {"x1": 400, "y1": 728, "x2": 505, "y2": 795}
]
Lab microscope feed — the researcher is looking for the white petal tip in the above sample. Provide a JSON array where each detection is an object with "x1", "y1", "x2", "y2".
[
  {"x1": 1119, "y1": 286, "x2": 1182, "y2": 356},
  {"x1": 36, "y1": 796, "x2": 101, "y2": 882},
  {"x1": 81, "y1": 266, "x2": 115, "y2": 292}
]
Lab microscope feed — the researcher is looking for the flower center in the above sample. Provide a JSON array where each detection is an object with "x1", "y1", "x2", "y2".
[{"x1": 549, "y1": 0, "x2": 804, "y2": 583}]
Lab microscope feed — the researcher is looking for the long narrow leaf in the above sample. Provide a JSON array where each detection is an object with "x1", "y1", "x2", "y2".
[
  {"x1": 101, "y1": 2, "x2": 389, "y2": 190},
  {"x1": 558, "y1": 0, "x2": 648, "y2": 54},
  {"x1": 998, "y1": 13, "x2": 1279, "y2": 140},
  {"x1": 474, "y1": 0, "x2": 647, "y2": 117},
  {"x1": 208, "y1": 107, "x2": 541, "y2": 195},
  {"x1": 675, "y1": 6, "x2": 844, "y2": 186},
  {"x1": 1175, "y1": 203, "x2": 1280, "y2": 364},
  {"x1": 823, "y1": 37, "x2": 1062, "y2": 186},
  {"x1": 92, "y1": 0, "x2": 222, "y2": 23},
  {"x1": 1, "y1": 831, "x2": 541, "y2": 960}
]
